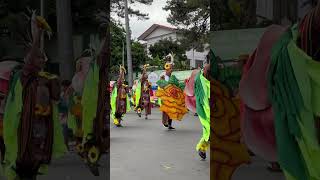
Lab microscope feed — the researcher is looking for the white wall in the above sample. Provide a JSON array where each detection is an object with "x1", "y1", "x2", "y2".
[{"x1": 142, "y1": 27, "x2": 208, "y2": 67}]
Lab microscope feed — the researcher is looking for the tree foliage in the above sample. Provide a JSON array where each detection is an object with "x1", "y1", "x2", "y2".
[
  {"x1": 164, "y1": 0, "x2": 209, "y2": 51},
  {"x1": 110, "y1": 22, "x2": 149, "y2": 78},
  {"x1": 111, "y1": 0, "x2": 153, "y2": 20}
]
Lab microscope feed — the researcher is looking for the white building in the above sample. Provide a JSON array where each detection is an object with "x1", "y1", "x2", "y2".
[{"x1": 138, "y1": 24, "x2": 208, "y2": 68}]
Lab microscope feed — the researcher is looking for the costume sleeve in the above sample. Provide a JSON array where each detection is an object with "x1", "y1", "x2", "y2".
[
  {"x1": 135, "y1": 81, "x2": 141, "y2": 107},
  {"x1": 81, "y1": 62, "x2": 99, "y2": 141},
  {"x1": 110, "y1": 86, "x2": 117, "y2": 119},
  {"x1": 3, "y1": 78, "x2": 22, "y2": 179}
]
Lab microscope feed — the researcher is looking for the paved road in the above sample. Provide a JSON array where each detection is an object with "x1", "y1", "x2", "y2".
[
  {"x1": 233, "y1": 156, "x2": 285, "y2": 180},
  {"x1": 0, "y1": 108, "x2": 285, "y2": 180},
  {"x1": 0, "y1": 153, "x2": 108, "y2": 180},
  {"x1": 111, "y1": 109, "x2": 209, "y2": 180}
]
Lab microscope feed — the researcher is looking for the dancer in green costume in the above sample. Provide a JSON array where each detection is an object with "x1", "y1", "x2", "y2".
[
  {"x1": 2, "y1": 12, "x2": 66, "y2": 180},
  {"x1": 110, "y1": 65, "x2": 131, "y2": 127},
  {"x1": 135, "y1": 64, "x2": 152, "y2": 119},
  {"x1": 268, "y1": 4, "x2": 320, "y2": 180},
  {"x1": 76, "y1": 27, "x2": 110, "y2": 176}
]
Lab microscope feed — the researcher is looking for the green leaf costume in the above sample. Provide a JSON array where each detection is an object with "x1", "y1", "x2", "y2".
[
  {"x1": 195, "y1": 71, "x2": 210, "y2": 152},
  {"x1": 268, "y1": 25, "x2": 320, "y2": 180}
]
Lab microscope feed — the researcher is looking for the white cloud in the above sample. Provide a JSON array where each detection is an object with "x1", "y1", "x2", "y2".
[{"x1": 112, "y1": 0, "x2": 175, "y2": 39}]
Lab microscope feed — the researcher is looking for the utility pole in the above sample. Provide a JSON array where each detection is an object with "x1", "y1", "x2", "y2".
[
  {"x1": 122, "y1": 40, "x2": 125, "y2": 66},
  {"x1": 56, "y1": 0, "x2": 74, "y2": 80},
  {"x1": 40, "y1": 0, "x2": 44, "y2": 51},
  {"x1": 124, "y1": 0, "x2": 133, "y2": 87}
]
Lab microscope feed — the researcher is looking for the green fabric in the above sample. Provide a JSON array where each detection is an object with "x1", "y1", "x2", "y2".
[
  {"x1": 156, "y1": 79, "x2": 168, "y2": 89},
  {"x1": 52, "y1": 104, "x2": 67, "y2": 158},
  {"x1": 81, "y1": 61, "x2": 99, "y2": 142},
  {"x1": 2, "y1": 77, "x2": 22, "y2": 180},
  {"x1": 135, "y1": 81, "x2": 141, "y2": 107},
  {"x1": 67, "y1": 94, "x2": 77, "y2": 134},
  {"x1": 168, "y1": 75, "x2": 184, "y2": 89},
  {"x1": 268, "y1": 28, "x2": 308, "y2": 180},
  {"x1": 287, "y1": 26, "x2": 320, "y2": 179},
  {"x1": 268, "y1": 25, "x2": 320, "y2": 180},
  {"x1": 195, "y1": 71, "x2": 210, "y2": 147},
  {"x1": 126, "y1": 95, "x2": 131, "y2": 112},
  {"x1": 110, "y1": 86, "x2": 117, "y2": 120},
  {"x1": 67, "y1": 111, "x2": 77, "y2": 134}
]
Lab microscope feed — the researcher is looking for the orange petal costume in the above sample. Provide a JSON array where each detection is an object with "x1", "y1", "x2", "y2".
[{"x1": 156, "y1": 84, "x2": 188, "y2": 120}]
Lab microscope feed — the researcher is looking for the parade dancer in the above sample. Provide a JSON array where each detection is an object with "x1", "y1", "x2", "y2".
[
  {"x1": 156, "y1": 56, "x2": 188, "y2": 130},
  {"x1": 185, "y1": 64, "x2": 210, "y2": 160},
  {"x1": 111, "y1": 65, "x2": 130, "y2": 127},
  {"x1": 2, "y1": 12, "x2": 66, "y2": 180},
  {"x1": 68, "y1": 55, "x2": 92, "y2": 148},
  {"x1": 77, "y1": 28, "x2": 110, "y2": 176},
  {"x1": 135, "y1": 64, "x2": 152, "y2": 119}
]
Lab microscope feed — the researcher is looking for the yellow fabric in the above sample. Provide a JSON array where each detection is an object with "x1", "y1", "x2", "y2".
[
  {"x1": 155, "y1": 84, "x2": 188, "y2": 120},
  {"x1": 211, "y1": 79, "x2": 250, "y2": 180}
]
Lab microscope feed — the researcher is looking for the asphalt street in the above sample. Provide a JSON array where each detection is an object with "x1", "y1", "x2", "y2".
[
  {"x1": 111, "y1": 109, "x2": 210, "y2": 180},
  {"x1": 0, "y1": 108, "x2": 285, "y2": 180}
]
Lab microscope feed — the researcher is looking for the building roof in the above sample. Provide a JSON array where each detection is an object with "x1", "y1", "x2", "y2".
[{"x1": 137, "y1": 24, "x2": 177, "y2": 41}]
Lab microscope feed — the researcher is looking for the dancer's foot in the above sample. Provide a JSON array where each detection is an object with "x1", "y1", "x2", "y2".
[
  {"x1": 116, "y1": 124, "x2": 123, "y2": 127},
  {"x1": 168, "y1": 126, "x2": 175, "y2": 130},
  {"x1": 198, "y1": 151, "x2": 206, "y2": 160},
  {"x1": 145, "y1": 116, "x2": 148, "y2": 120},
  {"x1": 267, "y1": 162, "x2": 282, "y2": 172}
]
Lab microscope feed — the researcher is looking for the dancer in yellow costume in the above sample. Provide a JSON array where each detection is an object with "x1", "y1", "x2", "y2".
[{"x1": 156, "y1": 58, "x2": 188, "y2": 129}]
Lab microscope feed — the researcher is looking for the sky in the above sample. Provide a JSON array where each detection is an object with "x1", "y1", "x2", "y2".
[{"x1": 112, "y1": 0, "x2": 175, "y2": 40}]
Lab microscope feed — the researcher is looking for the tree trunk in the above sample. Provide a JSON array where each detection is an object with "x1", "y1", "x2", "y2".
[{"x1": 56, "y1": 0, "x2": 74, "y2": 80}]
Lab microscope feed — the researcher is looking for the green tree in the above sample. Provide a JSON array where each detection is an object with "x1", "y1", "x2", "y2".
[
  {"x1": 148, "y1": 38, "x2": 189, "y2": 70},
  {"x1": 111, "y1": 0, "x2": 153, "y2": 20},
  {"x1": 164, "y1": 0, "x2": 209, "y2": 51},
  {"x1": 131, "y1": 41, "x2": 149, "y2": 71}
]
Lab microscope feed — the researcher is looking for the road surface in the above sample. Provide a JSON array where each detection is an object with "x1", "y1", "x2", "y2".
[{"x1": 111, "y1": 109, "x2": 209, "y2": 180}]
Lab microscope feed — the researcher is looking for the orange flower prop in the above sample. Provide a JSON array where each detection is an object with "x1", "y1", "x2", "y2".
[{"x1": 156, "y1": 84, "x2": 188, "y2": 120}]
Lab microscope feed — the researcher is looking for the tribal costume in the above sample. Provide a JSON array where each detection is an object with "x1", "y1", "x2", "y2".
[
  {"x1": 238, "y1": 4, "x2": 320, "y2": 180},
  {"x1": 267, "y1": 5, "x2": 320, "y2": 180},
  {"x1": 2, "y1": 13, "x2": 66, "y2": 180},
  {"x1": 0, "y1": 61, "x2": 23, "y2": 163},
  {"x1": 111, "y1": 65, "x2": 130, "y2": 127},
  {"x1": 76, "y1": 35, "x2": 109, "y2": 176},
  {"x1": 68, "y1": 57, "x2": 91, "y2": 146},
  {"x1": 135, "y1": 64, "x2": 152, "y2": 119},
  {"x1": 156, "y1": 61, "x2": 188, "y2": 129}
]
